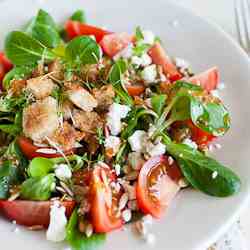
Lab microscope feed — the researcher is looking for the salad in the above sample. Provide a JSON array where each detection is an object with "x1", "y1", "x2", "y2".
[{"x1": 0, "y1": 8, "x2": 241, "y2": 250}]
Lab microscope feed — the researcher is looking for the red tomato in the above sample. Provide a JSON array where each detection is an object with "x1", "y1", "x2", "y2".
[
  {"x1": 148, "y1": 42, "x2": 182, "y2": 82},
  {"x1": 0, "y1": 52, "x2": 13, "y2": 72},
  {"x1": 0, "y1": 64, "x2": 5, "y2": 83},
  {"x1": 189, "y1": 67, "x2": 219, "y2": 92},
  {"x1": 65, "y1": 20, "x2": 111, "y2": 42},
  {"x1": 17, "y1": 136, "x2": 75, "y2": 160},
  {"x1": 90, "y1": 164, "x2": 123, "y2": 233},
  {"x1": 136, "y1": 155, "x2": 181, "y2": 219},
  {"x1": 126, "y1": 84, "x2": 145, "y2": 96},
  {"x1": 186, "y1": 120, "x2": 215, "y2": 146},
  {"x1": 99, "y1": 32, "x2": 133, "y2": 57},
  {"x1": 0, "y1": 200, "x2": 75, "y2": 228}
]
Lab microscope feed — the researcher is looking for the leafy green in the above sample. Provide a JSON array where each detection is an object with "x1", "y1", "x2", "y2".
[
  {"x1": 0, "y1": 111, "x2": 22, "y2": 136},
  {"x1": 154, "y1": 81, "x2": 230, "y2": 137},
  {"x1": 4, "y1": 31, "x2": 55, "y2": 65},
  {"x1": 28, "y1": 157, "x2": 54, "y2": 178},
  {"x1": 96, "y1": 127, "x2": 105, "y2": 145},
  {"x1": 0, "y1": 160, "x2": 21, "y2": 199},
  {"x1": 121, "y1": 107, "x2": 157, "y2": 139},
  {"x1": 3, "y1": 65, "x2": 35, "y2": 89},
  {"x1": 0, "y1": 94, "x2": 27, "y2": 112},
  {"x1": 51, "y1": 155, "x2": 85, "y2": 171},
  {"x1": 66, "y1": 209, "x2": 106, "y2": 250},
  {"x1": 161, "y1": 133, "x2": 241, "y2": 197},
  {"x1": 25, "y1": 9, "x2": 61, "y2": 48},
  {"x1": 65, "y1": 36, "x2": 101, "y2": 66},
  {"x1": 20, "y1": 174, "x2": 55, "y2": 201},
  {"x1": 70, "y1": 10, "x2": 86, "y2": 23},
  {"x1": 151, "y1": 94, "x2": 167, "y2": 115},
  {"x1": 135, "y1": 26, "x2": 144, "y2": 41},
  {"x1": 108, "y1": 59, "x2": 133, "y2": 106}
]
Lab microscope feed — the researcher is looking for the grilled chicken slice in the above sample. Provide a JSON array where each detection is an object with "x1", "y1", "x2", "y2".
[
  {"x1": 9, "y1": 79, "x2": 27, "y2": 96},
  {"x1": 65, "y1": 82, "x2": 97, "y2": 112},
  {"x1": 48, "y1": 122, "x2": 84, "y2": 151},
  {"x1": 26, "y1": 76, "x2": 55, "y2": 99},
  {"x1": 92, "y1": 84, "x2": 115, "y2": 110},
  {"x1": 72, "y1": 110, "x2": 103, "y2": 134},
  {"x1": 23, "y1": 97, "x2": 59, "y2": 142}
]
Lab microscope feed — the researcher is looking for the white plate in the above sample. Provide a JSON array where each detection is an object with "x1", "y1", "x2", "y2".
[{"x1": 0, "y1": 0, "x2": 250, "y2": 249}]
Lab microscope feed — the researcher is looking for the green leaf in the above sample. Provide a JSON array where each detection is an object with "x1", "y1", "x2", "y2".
[
  {"x1": 66, "y1": 209, "x2": 106, "y2": 250},
  {"x1": 161, "y1": 133, "x2": 241, "y2": 197},
  {"x1": 121, "y1": 107, "x2": 157, "y2": 139},
  {"x1": 151, "y1": 94, "x2": 167, "y2": 115},
  {"x1": 20, "y1": 174, "x2": 55, "y2": 201},
  {"x1": 108, "y1": 59, "x2": 133, "y2": 106},
  {"x1": 192, "y1": 102, "x2": 230, "y2": 136},
  {"x1": 3, "y1": 65, "x2": 35, "y2": 89},
  {"x1": 70, "y1": 10, "x2": 86, "y2": 23},
  {"x1": 28, "y1": 157, "x2": 54, "y2": 177},
  {"x1": 133, "y1": 44, "x2": 150, "y2": 57},
  {"x1": 4, "y1": 31, "x2": 55, "y2": 65},
  {"x1": 135, "y1": 26, "x2": 144, "y2": 41},
  {"x1": 65, "y1": 36, "x2": 101, "y2": 65},
  {"x1": 25, "y1": 9, "x2": 61, "y2": 48},
  {"x1": 0, "y1": 160, "x2": 21, "y2": 199}
]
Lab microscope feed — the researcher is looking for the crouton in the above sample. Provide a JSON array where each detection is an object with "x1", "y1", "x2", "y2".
[
  {"x1": 65, "y1": 83, "x2": 97, "y2": 112},
  {"x1": 26, "y1": 76, "x2": 55, "y2": 99},
  {"x1": 23, "y1": 96, "x2": 59, "y2": 142},
  {"x1": 92, "y1": 84, "x2": 115, "y2": 110}
]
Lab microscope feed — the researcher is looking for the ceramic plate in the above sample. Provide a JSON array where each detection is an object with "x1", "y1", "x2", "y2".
[{"x1": 0, "y1": 0, "x2": 250, "y2": 249}]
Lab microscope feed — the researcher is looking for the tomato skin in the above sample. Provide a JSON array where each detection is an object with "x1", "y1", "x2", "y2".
[
  {"x1": 126, "y1": 84, "x2": 145, "y2": 96},
  {"x1": 189, "y1": 67, "x2": 219, "y2": 92},
  {"x1": 137, "y1": 155, "x2": 181, "y2": 219},
  {"x1": 90, "y1": 165, "x2": 123, "y2": 233},
  {"x1": 99, "y1": 32, "x2": 133, "y2": 57},
  {"x1": 148, "y1": 42, "x2": 182, "y2": 82},
  {"x1": 186, "y1": 120, "x2": 215, "y2": 146},
  {"x1": 65, "y1": 20, "x2": 111, "y2": 42},
  {"x1": 0, "y1": 52, "x2": 13, "y2": 72},
  {"x1": 0, "y1": 200, "x2": 75, "y2": 228},
  {"x1": 17, "y1": 136, "x2": 75, "y2": 160}
]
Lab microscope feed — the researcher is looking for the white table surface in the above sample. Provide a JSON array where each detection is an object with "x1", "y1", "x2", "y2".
[{"x1": 176, "y1": 0, "x2": 250, "y2": 247}]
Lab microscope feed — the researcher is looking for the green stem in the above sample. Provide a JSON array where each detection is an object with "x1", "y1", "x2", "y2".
[
  {"x1": 50, "y1": 155, "x2": 84, "y2": 170},
  {"x1": 152, "y1": 116, "x2": 177, "y2": 139}
]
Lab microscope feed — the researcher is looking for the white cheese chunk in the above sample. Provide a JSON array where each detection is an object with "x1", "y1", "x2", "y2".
[
  {"x1": 46, "y1": 201, "x2": 67, "y2": 242},
  {"x1": 141, "y1": 65, "x2": 157, "y2": 84},
  {"x1": 107, "y1": 103, "x2": 130, "y2": 135},
  {"x1": 55, "y1": 164, "x2": 72, "y2": 180},
  {"x1": 113, "y1": 43, "x2": 134, "y2": 61},
  {"x1": 141, "y1": 30, "x2": 155, "y2": 45},
  {"x1": 146, "y1": 141, "x2": 166, "y2": 157},
  {"x1": 105, "y1": 135, "x2": 121, "y2": 155},
  {"x1": 128, "y1": 130, "x2": 147, "y2": 152},
  {"x1": 131, "y1": 53, "x2": 152, "y2": 68}
]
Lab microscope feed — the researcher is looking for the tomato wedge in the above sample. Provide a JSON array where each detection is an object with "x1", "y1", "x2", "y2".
[
  {"x1": 0, "y1": 52, "x2": 13, "y2": 72},
  {"x1": 90, "y1": 164, "x2": 123, "y2": 233},
  {"x1": 136, "y1": 155, "x2": 181, "y2": 219},
  {"x1": 126, "y1": 84, "x2": 145, "y2": 96},
  {"x1": 189, "y1": 67, "x2": 219, "y2": 92},
  {"x1": 186, "y1": 120, "x2": 215, "y2": 146},
  {"x1": 65, "y1": 20, "x2": 111, "y2": 42},
  {"x1": 148, "y1": 42, "x2": 182, "y2": 82},
  {"x1": 17, "y1": 136, "x2": 75, "y2": 160},
  {"x1": 99, "y1": 32, "x2": 133, "y2": 57},
  {"x1": 0, "y1": 200, "x2": 75, "y2": 228}
]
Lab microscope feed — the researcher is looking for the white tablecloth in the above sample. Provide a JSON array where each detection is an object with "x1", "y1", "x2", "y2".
[{"x1": 176, "y1": 1, "x2": 250, "y2": 249}]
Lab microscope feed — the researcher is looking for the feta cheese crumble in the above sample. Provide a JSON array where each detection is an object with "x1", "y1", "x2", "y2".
[
  {"x1": 104, "y1": 135, "x2": 121, "y2": 154},
  {"x1": 141, "y1": 30, "x2": 155, "y2": 45},
  {"x1": 146, "y1": 141, "x2": 166, "y2": 157},
  {"x1": 128, "y1": 130, "x2": 147, "y2": 152},
  {"x1": 141, "y1": 65, "x2": 157, "y2": 84},
  {"x1": 128, "y1": 152, "x2": 144, "y2": 170},
  {"x1": 46, "y1": 201, "x2": 67, "y2": 242},
  {"x1": 182, "y1": 138, "x2": 198, "y2": 150},
  {"x1": 107, "y1": 103, "x2": 130, "y2": 135},
  {"x1": 55, "y1": 164, "x2": 72, "y2": 181},
  {"x1": 131, "y1": 53, "x2": 152, "y2": 68},
  {"x1": 210, "y1": 89, "x2": 220, "y2": 98},
  {"x1": 113, "y1": 43, "x2": 134, "y2": 61},
  {"x1": 174, "y1": 57, "x2": 190, "y2": 69},
  {"x1": 212, "y1": 171, "x2": 218, "y2": 179}
]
